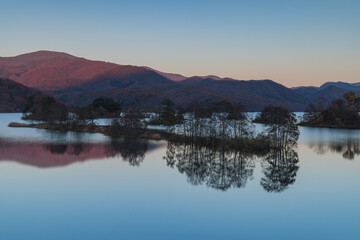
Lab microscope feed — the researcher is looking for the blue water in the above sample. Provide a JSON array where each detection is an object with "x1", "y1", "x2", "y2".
[{"x1": 0, "y1": 113, "x2": 359, "y2": 240}]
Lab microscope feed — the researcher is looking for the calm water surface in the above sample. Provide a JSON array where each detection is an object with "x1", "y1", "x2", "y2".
[{"x1": 0, "y1": 113, "x2": 359, "y2": 240}]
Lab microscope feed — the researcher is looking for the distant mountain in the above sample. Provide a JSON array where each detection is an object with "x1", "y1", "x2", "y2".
[
  {"x1": 319, "y1": 81, "x2": 360, "y2": 92},
  {"x1": 146, "y1": 67, "x2": 231, "y2": 82},
  {"x1": 313, "y1": 86, "x2": 358, "y2": 103},
  {"x1": 0, "y1": 50, "x2": 118, "y2": 90},
  {"x1": 0, "y1": 78, "x2": 49, "y2": 112},
  {"x1": 144, "y1": 67, "x2": 188, "y2": 82},
  {"x1": 180, "y1": 76, "x2": 215, "y2": 84},
  {"x1": 0, "y1": 51, "x2": 318, "y2": 111},
  {"x1": 293, "y1": 81, "x2": 360, "y2": 106},
  {"x1": 83, "y1": 65, "x2": 174, "y2": 90},
  {"x1": 179, "y1": 78, "x2": 307, "y2": 111},
  {"x1": 291, "y1": 86, "x2": 318, "y2": 99},
  {"x1": 54, "y1": 88, "x2": 171, "y2": 111}
]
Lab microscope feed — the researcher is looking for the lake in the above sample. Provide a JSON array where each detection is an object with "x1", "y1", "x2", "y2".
[{"x1": 0, "y1": 113, "x2": 359, "y2": 240}]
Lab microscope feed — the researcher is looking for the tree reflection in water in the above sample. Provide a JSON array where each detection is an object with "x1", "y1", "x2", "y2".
[
  {"x1": 43, "y1": 133, "x2": 92, "y2": 156},
  {"x1": 309, "y1": 138, "x2": 360, "y2": 160},
  {"x1": 165, "y1": 142, "x2": 300, "y2": 192},
  {"x1": 105, "y1": 138, "x2": 149, "y2": 166},
  {"x1": 42, "y1": 134, "x2": 149, "y2": 166},
  {"x1": 164, "y1": 142, "x2": 257, "y2": 191},
  {"x1": 261, "y1": 149, "x2": 299, "y2": 193}
]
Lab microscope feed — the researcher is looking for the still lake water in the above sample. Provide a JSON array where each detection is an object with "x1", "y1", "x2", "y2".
[{"x1": 0, "y1": 113, "x2": 359, "y2": 240}]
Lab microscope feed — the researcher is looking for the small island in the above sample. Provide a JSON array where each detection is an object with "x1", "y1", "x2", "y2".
[
  {"x1": 9, "y1": 96, "x2": 300, "y2": 153},
  {"x1": 299, "y1": 91, "x2": 360, "y2": 129}
]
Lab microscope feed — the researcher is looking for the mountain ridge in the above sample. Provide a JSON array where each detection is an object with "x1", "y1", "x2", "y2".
[
  {"x1": 293, "y1": 81, "x2": 360, "y2": 105},
  {"x1": 1, "y1": 50, "x2": 357, "y2": 111}
]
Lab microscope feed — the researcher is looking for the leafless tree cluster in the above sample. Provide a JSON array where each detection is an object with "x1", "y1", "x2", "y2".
[
  {"x1": 174, "y1": 107, "x2": 255, "y2": 148},
  {"x1": 254, "y1": 105, "x2": 299, "y2": 149}
]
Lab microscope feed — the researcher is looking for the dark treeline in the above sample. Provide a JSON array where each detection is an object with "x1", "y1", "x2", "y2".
[
  {"x1": 22, "y1": 95, "x2": 68, "y2": 123},
  {"x1": 23, "y1": 95, "x2": 121, "y2": 121},
  {"x1": 300, "y1": 91, "x2": 360, "y2": 128},
  {"x1": 22, "y1": 95, "x2": 122, "y2": 131},
  {"x1": 20, "y1": 95, "x2": 300, "y2": 151},
  {"x1": 20, "y1": 95, "x2": 149, "y2": 139},
  {"x1": 149, "y1": 98, "x2": 248, "y2": 126},
  {"x1": 164, "y1": 142, "x2": 299, "y2": 192}
]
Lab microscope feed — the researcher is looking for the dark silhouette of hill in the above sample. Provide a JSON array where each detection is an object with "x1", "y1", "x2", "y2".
[
  {"x1": 54, "y1": 88, "x2": 170, "y2": 110},
  {"x1": 179, "y1": 77, "x2": 307, "y2": 111},
  {"x1": 312, "y1": 86, "x2": 360, "y2": 103},
  {"x1": 291, "y1": 86, "x2": 318, "y2": 99},
  {"x1": 55, "y1": 76, "x2": 307, "y2": 111},
  {"x1": 0, "y1": 78, "x2": 49, "y2": 112}
]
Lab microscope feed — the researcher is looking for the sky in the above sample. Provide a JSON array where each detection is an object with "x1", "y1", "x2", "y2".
[{"x1": 0, "y1": 0, "x2": 359, "y2": 87}]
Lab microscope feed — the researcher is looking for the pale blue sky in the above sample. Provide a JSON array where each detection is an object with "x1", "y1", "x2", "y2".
[{"x1": 1, "y1": 0, "x2": 359, "y2": 86}]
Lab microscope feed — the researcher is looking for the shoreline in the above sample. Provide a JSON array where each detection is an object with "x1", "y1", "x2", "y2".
[
  {"x1": 8, "y1": 122, "x2": 272, "y2": 152},
  {"x1": 297, "y1": 123, "x2": 360, "y2": 130},
  {"x1": 8, "y1": 122, "x2": 167, "y2": 140}
]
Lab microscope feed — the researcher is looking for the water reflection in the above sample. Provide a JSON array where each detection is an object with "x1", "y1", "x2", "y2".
[
  {"x1": 308, "y1": 138, "x2": 360, "y2": 160},
  {"x1": 165, "y1": 143, "x2": 255, "y2": 190},
  {"x1": 0, "y1": 137, "x2": 155, "y2": 168},
  {"x1": 105, "y1": 138, "x2": 149, "y2": 166},
  {"x1": 44, "y1": 141, "x2": 92, "y2": 156},
  {"x1": 1, "y1": 131, "x2": 301, "y2": 192},
  {"x1": 261, "y1": 149, "x2": 299, "y2": 193},
  {"x1": 164, "y1": 142, "x2": 299, "y2": 192}
]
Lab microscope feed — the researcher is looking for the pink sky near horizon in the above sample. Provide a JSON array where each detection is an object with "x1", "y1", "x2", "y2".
[
  {"x1": 2, "y1": 49, "x2": 358, "y2": 88},
  {"x1": 1, "y1": 0, "x2": 359, "y2": 88}
]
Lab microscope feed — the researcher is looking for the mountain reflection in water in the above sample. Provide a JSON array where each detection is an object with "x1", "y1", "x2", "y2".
[
  {"x1": 0, "y1": 137, "x2": 158, "y2": 168},
  {"x1": 0, "y1": 135, "x2": 300, "y2": 192}
]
